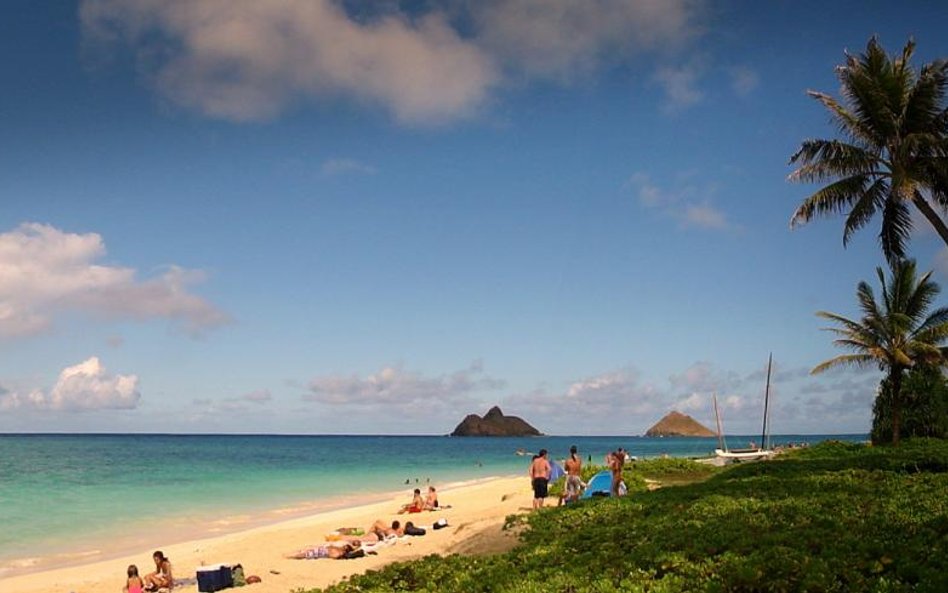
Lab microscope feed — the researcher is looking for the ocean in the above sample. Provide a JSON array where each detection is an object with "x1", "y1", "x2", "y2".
[{"x1": 0, "y1": 433, "x2": 864, "y2": 577}]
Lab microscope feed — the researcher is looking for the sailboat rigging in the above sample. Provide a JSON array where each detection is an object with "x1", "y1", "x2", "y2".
[{"x1": 714, "y1": 353, "x2": 775, "y2": 461}]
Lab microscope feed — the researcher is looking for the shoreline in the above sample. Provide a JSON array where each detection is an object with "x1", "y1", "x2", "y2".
[
  {"x1": 0, "y1": 474, "x2": 532, "y2": 593},
  {"x1": 1, "y1": 471, "x2": 515, "y2": 580}
]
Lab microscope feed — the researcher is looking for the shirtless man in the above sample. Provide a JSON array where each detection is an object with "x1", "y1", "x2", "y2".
[
  {"x1": 398, "y1": 488, "x2": 424, "y2": 513},
  {"x1": 563, "y1": 445, "x2": 583, "y2": 504},
  {"x1": 529, "y1": 449, "x2": 551, "y2": 510},
  {"x1": 609, "y1": 449, "x2": 624, "y2": 497}
]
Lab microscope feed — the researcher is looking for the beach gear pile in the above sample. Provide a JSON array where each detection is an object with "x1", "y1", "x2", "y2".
[{"x1": 196, "y1": 563, "x2": 259, "y2": 592}]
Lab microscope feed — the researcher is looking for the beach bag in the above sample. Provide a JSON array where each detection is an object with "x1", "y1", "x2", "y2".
[
  {"x1": 404, "y1": 522, "x2": 426, "y2": 536},
  {"x1": 432, "y1": 518, "x2": 448, "y2": 530},
  {"x1": 232, "y1": 564, "x2": 246, "y2": 587}
]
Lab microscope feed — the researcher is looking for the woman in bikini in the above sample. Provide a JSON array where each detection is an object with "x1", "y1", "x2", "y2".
[{"x1": 143, "y1": 551, "x2": 173, "y2": 591}]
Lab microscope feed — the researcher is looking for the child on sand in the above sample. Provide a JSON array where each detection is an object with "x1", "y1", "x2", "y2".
[{"x1": 124, "y1": 565, "x2": 144, "y2": 593}]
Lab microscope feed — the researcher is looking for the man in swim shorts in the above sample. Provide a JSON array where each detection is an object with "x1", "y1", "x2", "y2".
[{"x1": 529, "y1": 449, "x2": 551, "y2": 510}]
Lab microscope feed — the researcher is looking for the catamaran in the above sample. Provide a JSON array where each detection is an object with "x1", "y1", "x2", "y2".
[{"x1": 713, "y1": 354, "x2": 775, "y2": 461}]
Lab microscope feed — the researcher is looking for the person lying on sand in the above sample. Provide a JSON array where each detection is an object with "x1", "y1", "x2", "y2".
[
  {"x1": 285, "y1": 542, "x2": 366, "y2": 560},
  {"x1": 398, "y1": 488, "x2": 425, "y2": 513},
  {"x1": 334, "y1": 520, "x2": 404, "y2": 544}
]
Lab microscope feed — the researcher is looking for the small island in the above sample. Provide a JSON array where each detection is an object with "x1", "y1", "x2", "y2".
[
  {"x1": 645, "y1": 411, "x2": 716, "y2": 437},
  {"x1": 450, "y1": 406, "x2": 542, "y2": 436}
]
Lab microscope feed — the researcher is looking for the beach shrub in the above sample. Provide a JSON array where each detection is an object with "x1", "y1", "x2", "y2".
[
  {"x1": 309, "y1": 441, "x2": 948, "y2": 593},
  {"x1": 630, "y1": 457, "x2": 719, "y2": 482},
  {"x1": 873, "y1": 366, "x2": 948, "y2": 444}
]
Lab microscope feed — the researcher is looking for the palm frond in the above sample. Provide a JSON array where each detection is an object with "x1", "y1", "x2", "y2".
[
  {"x1": 788, "y1": 139, "x2": 880, "y2": 181},
  {"x1": 903, "y1": 58, "x2": 948, "y2": 134},
  {"x1": 790, "y1": 176, "x2": 869, "y2": 228},
  {"x1": 879, "y1": 197, "x2": 912, "y2": 263},
  {"x1": 811, "y1": 354, "x2": 876, "y2": 374},
  {"x1": 843, "y1": 178, "x2": 888, "y2": 245}
]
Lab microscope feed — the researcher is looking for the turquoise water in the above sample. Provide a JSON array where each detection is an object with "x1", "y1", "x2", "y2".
[{"x1": 0, "y1": 433, "x2": 864, "y2": 576}]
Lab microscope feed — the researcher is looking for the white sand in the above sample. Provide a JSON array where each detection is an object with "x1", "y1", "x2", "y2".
[{"x1": 1, "y1": 476, "x2": 534, "y2": 593}]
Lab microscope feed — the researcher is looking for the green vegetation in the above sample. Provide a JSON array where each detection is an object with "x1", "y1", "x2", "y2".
[
  {"x1": 305, "y1": 441, "x2": 948, "y2": 593},
  {"x1": 789, "y1": 37, "x2": 948, "y2": 263},
  {"x1": 812, "y1": 259, "x2": 948, "y2": 445},
  {"x1": 874, "y1": 366, "x2": 948, "y2": 443}
]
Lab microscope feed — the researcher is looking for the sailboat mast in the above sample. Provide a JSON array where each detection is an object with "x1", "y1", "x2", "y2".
[
  {"x1": 712, "y1": 392, "x2": 725, "y2": 451},
  {"x1": 760, "y1": 353, "x2": 772, "y2": 450}
]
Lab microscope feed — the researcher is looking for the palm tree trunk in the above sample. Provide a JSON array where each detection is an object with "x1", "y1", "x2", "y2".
[
  {"x1": 911, "y1": 194, "x2": 948, "y2": 250},
  {"x1": 891, "y1": 367, "x2": 904, "y2": 446}
]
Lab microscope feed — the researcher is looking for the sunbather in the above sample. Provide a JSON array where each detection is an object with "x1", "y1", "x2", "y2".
[
  {"x1": 424, "y1": 486, "x2": 439, "y2": 510},
  {"x1": 398, "y1": 489, "x2": 425, "y2": 513},
  {"x1": 285, "y1": 542, "x2": 354, "y2": 560}
]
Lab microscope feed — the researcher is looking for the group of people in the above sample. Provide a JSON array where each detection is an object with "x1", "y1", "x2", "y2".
[
  {"x1": 123, "y1": 551, "x2": 172, "y2": 593},
  {"x1": 285, "y1": 485, "x2": 449, "y2": 562},
  {"x1": 397, "y1": 486, "x2": 440, "y2": 513},
  {"x1": 285, "y1": 515, "x2": 448, "y2": 561},
  {"x1": 528, "y1": 445, "x2": 630, "y2": 509}
]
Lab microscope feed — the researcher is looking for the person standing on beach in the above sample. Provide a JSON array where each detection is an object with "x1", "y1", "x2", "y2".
[
  {"x1": 564, "y1": 445, "x2": 583, "y2": 504},
  {"x1": 609, "y1": 449, "x2": 624, "y2": 497},
  {"x1": 529, "y1": 449, "x2": 551, "y2": 509}
]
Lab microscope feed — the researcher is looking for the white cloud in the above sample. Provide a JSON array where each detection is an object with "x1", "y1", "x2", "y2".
[
  {"x1": 0, "y1": 357, "x2": 140, "y2": 412},
  {"x1": 80, "y1": 0, "x2": 705, "y2": 124},
  {"x1": 81, "y1": 0, "x2": 498, "y2": 124},
  {"x1": 503, "y1": 358, "x2": 878, "y2": 435},
  {"x1": 0, "y1": 222, "x2": 229, "y2": 338},
  {"x1": 474, "y1": 0, "x2": 700, "y2": 82},
  {"x1": 304, "y1": 360, "x2": 504, "y2": 409},
  {"x1": 626, "y1": 173, "x2": 734, "y2": 231},
  {"x1": 729, "y1": 66, "x2": 759, "y2": 96},
  {"x1": 682, "y1": 203, "x2": 729, "y2": 230},
  {"x1": 320, "y1": 158, "x2": 377, "y2": 177},
  {"x1": 240, "y1": 389, "x2": 272, "y2": 403},
  {"x1": 654, "y1": 63, "x2": 703, "y2": 111}
]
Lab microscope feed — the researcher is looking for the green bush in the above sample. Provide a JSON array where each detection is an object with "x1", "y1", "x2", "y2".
[
  {"x1": 306, "y1": 440, "x2": 948, "y2": 593},
  {"x1": 873, "y1": 366, "x2": 948, "y2": 444}
]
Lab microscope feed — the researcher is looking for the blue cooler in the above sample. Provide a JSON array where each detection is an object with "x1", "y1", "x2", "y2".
[{"x1": 196, "y1": 564, "x2": 233, "y2": 592}]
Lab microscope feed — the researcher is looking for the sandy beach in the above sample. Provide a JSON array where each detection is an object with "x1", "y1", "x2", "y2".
[{"x1": 1, "y1": 476, "x2": 533, "y2": 593}]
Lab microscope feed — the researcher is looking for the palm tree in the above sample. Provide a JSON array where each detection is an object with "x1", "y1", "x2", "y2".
[
  {"x1": 789, "y1": 37, "x2": 948, "y2": 264},
  {"x1": 813, "y1": 259, "x2": 948, "y2": 445}
]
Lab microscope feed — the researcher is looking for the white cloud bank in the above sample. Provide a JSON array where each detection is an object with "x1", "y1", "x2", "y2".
[
  {"x1": 0, "y1": 222, "x2": 229, "y2": 338},
  {"x1": 304, "y1": 360, "x2": 504, "y2": 409},
  {"x1": 80, "y1": 0, "x2": 704, "y2": 124},
  {"x1": 504, "y1": 360, "x2": 876, "y2": 435},
  {"x1": 0, "y1": 357, "x2": 140, "y2": 412}
]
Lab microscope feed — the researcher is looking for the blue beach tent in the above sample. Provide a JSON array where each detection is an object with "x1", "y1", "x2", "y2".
[{"x1": 581, "y1": 470, "x2": 613, "y2": 498}]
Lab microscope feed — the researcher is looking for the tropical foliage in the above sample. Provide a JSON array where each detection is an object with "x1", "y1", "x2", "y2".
[
  {"x1": 305, "y1": 440, "x2": 948, "y2": 593},
  {"x1": 789, "y1": 37, "x2": 948, "y2": 264},
  {"x1": 873, "y1": 365, "x2": 948, "y2": 443},
  {"x1": 813, "y1": 259, "x2": 948, "y2": 444}
]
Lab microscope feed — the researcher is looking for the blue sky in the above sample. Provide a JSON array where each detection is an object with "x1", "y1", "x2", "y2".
[{"x1": 2, "y1": 0, "x2": 948, "y2": 435}]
